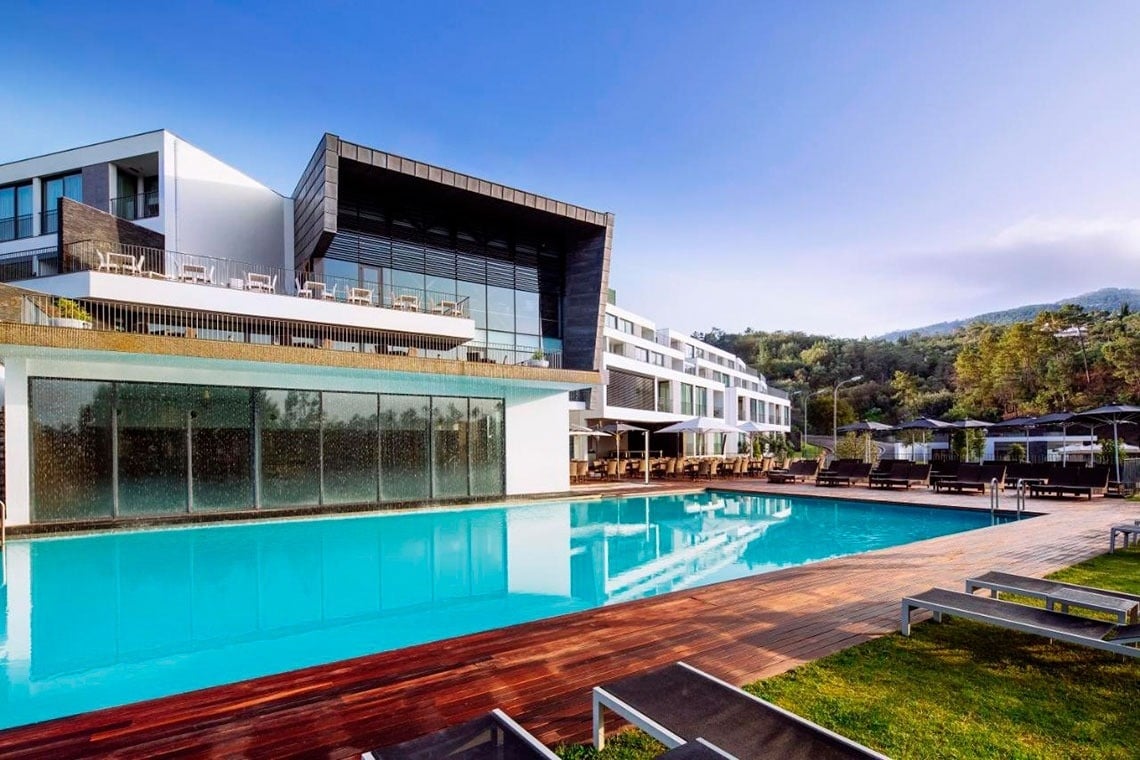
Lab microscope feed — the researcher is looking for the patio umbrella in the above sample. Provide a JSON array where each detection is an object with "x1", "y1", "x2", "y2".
[
  {"x1": 737, "y1": 420, "x2": 766, "y2": 457},
  {"x1": 1031, "y1": 411, "x2": 1074, "y2": 465},
  {"x1": 569, "y1": 424, "x2": 610, "y2": 437},
  {"x1": 601, "y1": 422, "x2": 649, "y2": 484},
  {"x1": 894, "y1": 418, "x2": 951, "y2": 462},
  {"x1": 951, "y1": 419, "x2": 992, "y2": 463},
  {"x1": 989, "y1": 416, "x2": 1036, "y2": 462},
  {"x1": 658, "y1": 416, "x2": 740, "y2": 457},
  {"x1": 1072, "y1": 404, "x2": 1140, "y2": 482},
  {"x1": 837, "y1": 420, "x2": 894, "y2": 462}
]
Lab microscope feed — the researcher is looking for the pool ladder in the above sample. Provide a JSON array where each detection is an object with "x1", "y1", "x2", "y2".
[
  {"x1": 0, "y1": 499, "x2": 5, "y2": 551},
  {"x1": 989, "y1": 479, "x2": 1027, "y2": 518}
]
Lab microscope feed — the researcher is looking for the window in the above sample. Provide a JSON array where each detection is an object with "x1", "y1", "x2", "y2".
[
  {"x1": 657, "y1": 380, "x2": 672, "y2": 413},
  {"x1": 0, "y1": 182, "x2": 33, "y2": 241},
  {"x1": 680, "y1": 383, "x2": 694, "y2": 415},
  {"x1": 42, "y1": 172, "x2": 82, "y2": 234},
  {"x1": 650, "y1": 352, "x2": 666, "y2": 367},
  {"x1": 633, "y1": 347, "x2": 649, "y2": 363},
  {"x1": 713, "y1": 391, "x2": 724, "y2": 418},
  {"x1": 606, "y1": 370, "x2": 655, "y2": 411},
  {"x1": 618, "y1": 318, "x2": 635, "y2": 335},
  {"x1": 695, "y1": 388, "x2": 708, "y2": 417},
  {"x1": 605, "y1": 313, "x2": 618, "y2": 330}
]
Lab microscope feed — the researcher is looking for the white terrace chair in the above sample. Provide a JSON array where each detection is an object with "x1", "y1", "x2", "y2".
[{"x1": 348, "y1": 287, "x2": 373, "y2": 306}]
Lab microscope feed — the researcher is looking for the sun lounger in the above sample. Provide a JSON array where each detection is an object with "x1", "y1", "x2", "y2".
[
  {"x1": 965, "y1": 570, "x2": 1140, "y2": 624},
  {"x1": 1028, "y1": 466, "x2": 1109, "y2": 500},
  {"x1": 766, "y1": 459, "x2": 817, "y2": 484},
  {"x1": 816, "y1": 461, "x2": 873, "y2": 487},
  {"x1": 932, "y1": 463, "x2": 1005, "y2": 494},
  {"x1": 592, "y1": 662, "x2": 887, "y2": 759},
  {"x1": 901, "y1": 587, "x2": 1140, "y2": 657},
  {"x1": 868, "y1": 460, "x2": 909, "y2": 486},
  {"x1": 657, "y1": 738, "x2": 736, "y2": 758},
  {"x1": 362, "y1": 708, "x2": 558, "y2": 759}
]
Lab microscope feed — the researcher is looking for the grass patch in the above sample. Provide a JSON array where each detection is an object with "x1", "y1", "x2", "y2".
[
  {"x1": 558, "y1": 549, "x2": 1140, "y2": 759},
  {"x1": 555, "y1": 729, "x2": 664, "y2": 759}
]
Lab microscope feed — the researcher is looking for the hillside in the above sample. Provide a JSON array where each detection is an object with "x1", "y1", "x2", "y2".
[{"x1": 878, "y1": 288, "x2": 1140, "y2": 340}]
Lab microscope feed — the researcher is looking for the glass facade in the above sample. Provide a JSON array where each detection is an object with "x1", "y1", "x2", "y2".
[
  {"x1": 28, "y1": 379, "x2": 506, "y2": 523},
  {"x1": 323, "y1": 227, "x2": 564, "y2": 363},
  {"x1": 0, "y1": 182, "x2": 33, "y2": 241}
]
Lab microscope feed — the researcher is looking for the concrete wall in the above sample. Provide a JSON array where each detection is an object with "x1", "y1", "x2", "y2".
[
  {"x1": 504, "y1": 390, "x2": 569, "y2": 495},
  {"x1": 163, "y1": 133, "x2": 290, "y2": 269}
]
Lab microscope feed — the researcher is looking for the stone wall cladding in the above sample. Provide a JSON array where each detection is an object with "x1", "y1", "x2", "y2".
[
  {"x1": 291, "y1": 134, "x2": 338, "y2": 267},
  {"x1": 58, "y1": 197, "x2": 165, "y2": 256},
  {"x1": 80, "y1": 163, "x2": 111, "y2": 213}
]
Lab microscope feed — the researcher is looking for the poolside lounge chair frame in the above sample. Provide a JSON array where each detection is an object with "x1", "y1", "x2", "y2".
[
  {"x1": 1028, "y1": 466, "x2": 1109, "y2": 500},
  {"x1": 901, "y1": 587, "x2": 1140, "y2": 658},
  {"x1": 592, "y1": 661, "x2": 888, "y2": 758},
  {"x1": 363, "y1": 708, "x2": 558, "y2": 760},
  {"x1": 816, "y1": 461, "x2": 873, "y2": 487},
  {"x1": 965, "y1": 570, "x2": 1140, "y2": 623}
]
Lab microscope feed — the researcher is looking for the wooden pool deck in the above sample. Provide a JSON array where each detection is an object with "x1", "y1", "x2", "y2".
[{"x1": 1, "y1": 482, "x2": 1135, "y2": 759}]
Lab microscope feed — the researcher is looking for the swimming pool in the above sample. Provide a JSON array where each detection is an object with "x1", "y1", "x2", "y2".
[{"x1": 0, "y1": 491, "x2": 1014, "y2": 729}]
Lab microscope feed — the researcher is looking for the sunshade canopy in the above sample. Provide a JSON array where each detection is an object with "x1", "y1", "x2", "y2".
[{"x1": 657, "y1": 417, "x2": 741, "y2": 435}]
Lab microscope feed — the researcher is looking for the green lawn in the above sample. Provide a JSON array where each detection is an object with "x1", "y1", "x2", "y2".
[{"x1": 558, "y1": 549, "x2": 1140, "y2": 759}]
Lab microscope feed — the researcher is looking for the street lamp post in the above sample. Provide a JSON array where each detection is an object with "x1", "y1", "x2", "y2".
[
  {"x1": 790, "y1": 388, "x2": 809, "y2": 454},
  {"x1": 832, "y1": 375, "x2": 863, "y2": 454}
]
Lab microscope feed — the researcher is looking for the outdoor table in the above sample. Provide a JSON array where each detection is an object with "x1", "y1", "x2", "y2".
[{"x1": 1044, "y1": 587, "x2": 1139, "y2": 624}]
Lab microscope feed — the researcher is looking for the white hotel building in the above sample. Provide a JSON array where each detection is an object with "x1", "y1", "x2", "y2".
[
  {"x1": 0, "y1": 130, "x2": 611, "y2": 529},
  {"x1": 572, "y1": 299, "x2": 791, "y2": 456}
]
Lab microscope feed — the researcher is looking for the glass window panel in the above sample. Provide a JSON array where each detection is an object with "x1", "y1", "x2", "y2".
[
  {"x1": 319, "y1": 257, "x2": 359, "y2": 294},
  {"x1": 31, "y1": 379, "x2": 114, "y2": 521},
  {"x1": 16, "y1": 184, "x2": 31, "y2": 214},
  {"x1": 468, "y1": 398, "x2": 504, "y2": 496},
  {"x1": 432, "y1": 396, "x2": 469, "y2": 499},
  {"x1": 257, "y1": 390, "x2": 321, "y2": 508},
  {"x1": 63, "y1": 173, "x2": 83, "y2": 200},
  {"x1": 457, "y1": 281, "x2": 486, "y2": 329},
  {"x1": 322, "y1": 392, "x2": 379, "y2": 505},
  {"x1": 0, "y1": 187, "x2": 13, "y2": 220},
  {"x1": 515, "y1": 290, "x2": 540, "y2": 335},
  {"x1": 486, "y1": 286, "x2": 514, "y2": 332},
  {"x1": 379, "y1": 394, "x2": 430, "y2": 501},
  {"x1": 191, "y1": 386, "x2": 253, "y2": 511},
  {"x1": 426, "y1": 276, "x2": 456, "y2": 309},
  {"x1": 117, "y1": 382, "x2": 189, "y2": 516},
  {"x1": 391, "y1": 268, "x2": 425, "y2": 293}
]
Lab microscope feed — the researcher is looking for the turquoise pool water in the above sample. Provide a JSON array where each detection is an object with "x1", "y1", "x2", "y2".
[{"x1": 0, "y1": 491, "x2": 1013, "y2": 729}]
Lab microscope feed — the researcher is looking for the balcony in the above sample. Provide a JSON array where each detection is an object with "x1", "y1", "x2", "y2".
[{"x1": 110, "y1": 192, "x2": 160, "y2": 221}]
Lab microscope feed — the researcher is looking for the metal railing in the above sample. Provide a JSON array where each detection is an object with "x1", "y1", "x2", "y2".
[
  {"x1": 63, "y1": 240, "x2": 471, "y2": 319},
  {"x1": 41, "y1": 209, "x2": 59, "y2": 235},
  {"x1": 0, "y1": 214, "x2": 34, "y2": 242},
  {"x1": 109, "y1": 192, "x2": 160, "y2": 221},
  {"x1": 18, "y1": 293, "x2": 563, "y2": 369}
]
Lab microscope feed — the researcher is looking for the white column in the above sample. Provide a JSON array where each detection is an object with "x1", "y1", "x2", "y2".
[
  {"x1": 5, "y1": 357, "x2": 31, "y2": 525},
  {"x1": 30, "y1": 178, "x2": 41, "y2": 238}
]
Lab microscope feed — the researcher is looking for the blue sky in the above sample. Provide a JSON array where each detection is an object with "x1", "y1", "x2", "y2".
[{"x1": 4, "y1": 1, "x2": 1140, "y2": 337}]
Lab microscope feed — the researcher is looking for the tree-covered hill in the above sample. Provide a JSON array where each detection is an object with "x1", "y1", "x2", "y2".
[
  {"x1": 696, "y1": 301, "x2": 1140, "y2": 431},
  {"x1": 877, "y1": 287, "x2": 1140, "y2": 340}
]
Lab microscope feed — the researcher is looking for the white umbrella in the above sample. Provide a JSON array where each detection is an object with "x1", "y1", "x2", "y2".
[
  {"x1": 569, "y1": 424, "x2": 609, "y2": 437},
  {"x1": 602, "y1": 422, "x2": 649, "y2": 484},
  {"x1": 659, "y1": 416, "x2": 740, "y2": 457},
  {"x1": 737, "y1": 420, "x2": 766, "y2": 457},
  {"x1": 1072, "y1": 404, "x2": 1140, "y2": 482}
]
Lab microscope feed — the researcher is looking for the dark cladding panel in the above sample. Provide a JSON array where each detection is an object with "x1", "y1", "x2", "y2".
[
  {"x1": 292, "y1": 134, "x2": 338, "y2": 267},
  {"x1": 561, "y1": 214, "x2": 612, "y2": 372}
]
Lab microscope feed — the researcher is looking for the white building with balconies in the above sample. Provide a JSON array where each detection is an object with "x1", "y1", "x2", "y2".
[{"x1": 572, "y1": 298, "x2": 791, "y2": 457}]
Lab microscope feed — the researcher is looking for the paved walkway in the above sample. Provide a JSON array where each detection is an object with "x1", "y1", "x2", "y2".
[{"x1": 0, "y1": 482, "x2": 1135, "y2": 759}]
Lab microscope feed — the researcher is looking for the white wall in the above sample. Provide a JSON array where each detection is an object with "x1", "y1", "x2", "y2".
[
  {"x1": 164, "y1": 133, "x2": 289, "y2": 268},
  {"x1": 505, "y1": 390, "x2": 570, "y2": 495}
]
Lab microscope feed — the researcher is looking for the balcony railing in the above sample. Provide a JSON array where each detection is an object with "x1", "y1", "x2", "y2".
[
  {"x1": 16, "y1": 293, "x2": 563, "y2": 369},
  {"x1": 41, "y1": 209, "x2": 58, "y2": 235},
  {"x1": 110, "y1": 192, "x2": 159, "y2": 221},
  {"x1": 0, "y1": 214, "x2": 34, "y2": 242},
  {"x1": 61, "y1": 240, "x2": 472, "y2": 318}
]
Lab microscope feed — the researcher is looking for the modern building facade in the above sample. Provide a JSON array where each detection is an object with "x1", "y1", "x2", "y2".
[
  {"x1": 572, "y1": 298, "x2": 791, "y2": 456},
  {"x1": 0, "y1": 130, "x2": 611, "y2": 528}
]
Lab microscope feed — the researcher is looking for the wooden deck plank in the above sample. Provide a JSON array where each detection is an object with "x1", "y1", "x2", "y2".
[{"x1": 0, "y1": 482, "x2": 1134, "y2": 758}]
